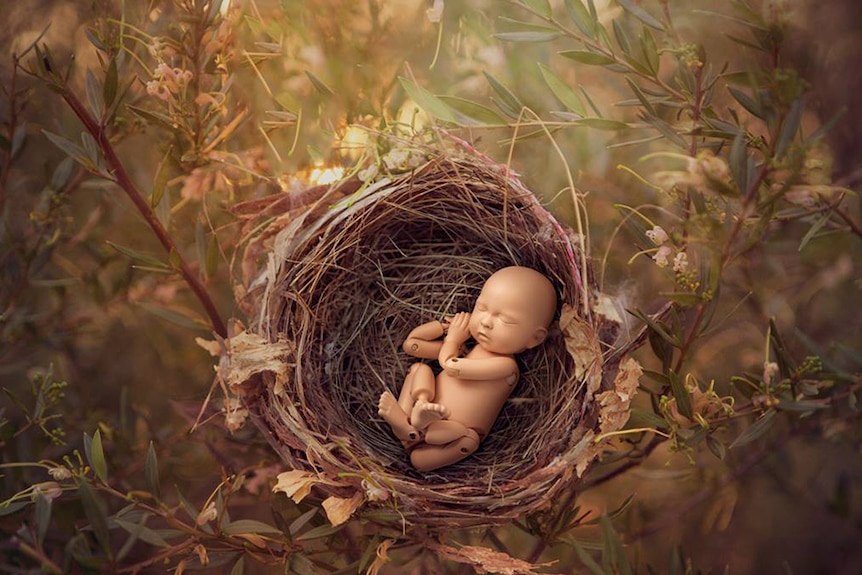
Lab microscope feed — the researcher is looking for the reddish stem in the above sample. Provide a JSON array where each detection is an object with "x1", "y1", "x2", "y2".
[{"x1": 60, "y1": 88, "x2": 227, "y2": 338}]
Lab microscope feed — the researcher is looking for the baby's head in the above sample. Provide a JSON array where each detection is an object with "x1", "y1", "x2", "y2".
[{"x1": 469, "y1": 266, "x2": 557, "y2": 355}]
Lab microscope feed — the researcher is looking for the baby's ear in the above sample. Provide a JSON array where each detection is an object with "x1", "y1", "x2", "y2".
[{"x1": 526, "y1": 326, "x2": 548, "y2": 349}]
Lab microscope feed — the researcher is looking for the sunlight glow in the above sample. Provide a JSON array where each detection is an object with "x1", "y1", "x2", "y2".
[{"x1": 307, "y1": 165, "x2": 345, "y2": 186}]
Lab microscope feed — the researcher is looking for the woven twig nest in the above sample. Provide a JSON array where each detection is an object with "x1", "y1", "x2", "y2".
[{"x1": 223, "y1": 140, "x2": 641, "y2": 529}]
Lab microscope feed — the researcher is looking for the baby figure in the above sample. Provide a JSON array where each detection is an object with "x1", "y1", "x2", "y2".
[{"x1": 377, "y1": 266, "x2": 557, "y2": 472}]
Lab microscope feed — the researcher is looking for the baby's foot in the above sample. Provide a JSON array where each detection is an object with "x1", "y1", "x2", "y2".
[
  {"x1": 378, "y1": 391, "x2": 419, "y2": 441},
  {"x1": 411, "y1": 400, "x2": 450, "y2": 431}
]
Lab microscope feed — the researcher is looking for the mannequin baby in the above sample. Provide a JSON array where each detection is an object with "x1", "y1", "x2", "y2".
[{"x1": 377, "y1": 266, "x2": 557, "y2": 472}]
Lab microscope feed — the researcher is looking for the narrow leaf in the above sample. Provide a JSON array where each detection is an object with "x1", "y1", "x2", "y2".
[
  {"x1": 729, "y1": 409, "x2": 777, "y2": 449},
  {"x1": 483, "y1": 72, "x2": 524, "y2": 119},
  {"x1": 304, "y1": 70, "x2": 333, "y2": 96},
  {"x1": 36, "y1": 495, "x2": 52, "y2": 547},
  {"x1": 728, "y1": 85, "x2": 764, "y2": 119},
  {"x1": 520, "y1": 0, "x2": 552, "y2": 18},
  {"x1": 559, "y1": 50, "x2": 616, "y2": 66},
  {"x1": 539, "y1": 63, "x2": 585, "y2": 115},
  {"x1": 90, "y1": 429, "x2": 108, "y2": 483},
  {"x1": 564, "y1": 0, "x2": 597, "y2": 37},
  {"x1": 437, "y1": 95, "x2": 506, "y2": 125},
  {"x1": 776, "y1": 96, "x2": 804, "y2": 158},
  {"x1": 78, "y1": 480, "x2": 112, "y2": 558},
  {"x1": 729, "y1": 130, "x2": 749, "y2": 192},
  {"x1": 137, "y1": 302, "x2": 209, "y2": 331},
  {"x1": 145, "y1": 441, "x2": 160, "y2": 500},
  {"x1": 103, "y1": 57, "x2": 118, "y2": 109},
  {"x1": 798, "y1": 209, "x2": 834, "y2": 252},
  {"x1": 618, "y1": 0, "x2": 664, "y2": 30},
  {"x1": 85, "y1": 68, "x2": 105, "y2": 119},
  {"x1": 669, "y1": 370, "x2": 693, "y2": 419},
  {"x1": 114, "y1": 517, "x2": 170, "y2": 547},
  {"x1": 222, "y1": 519, "x2": 282, "y2": 535},
  {"x1": 42, "y1": 130, "x2": 87, "y2": 164},
  {"x1": 106, "y1": 241, "x2": 169, "y2": 270},
  {"x1": 11, "y1": 122, "x2": 26, "y2": 158},
  {"x1": 151, "y1": 147, "x2": 172, "y2": 208},
  {"x1": 399, "y1": 77, "x2": 459, "y2": 124},
  {"x1": 493, "y1": 31, "x2": 560, "y2": 42}
]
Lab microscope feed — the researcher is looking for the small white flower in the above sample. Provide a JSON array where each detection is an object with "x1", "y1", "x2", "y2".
[
  {"x1": 673, "y1": 251, "x2": 689, "y2": 273},
  {"x1": 653, "y1": 246, "x2": 672, "y2": 268},
  {"x1": 646, "y1": 225, "x2": 669, "y2": 245},
  {"x1": 196, "y1": 501, "x2": 218, "y2": 525},
  {"x1": 32, "y1": 481, "x2": 62, "y2": 501},
  {"x1": 763, "y1": 361, "x2": 779, "y2": 385},
  {"x1": 382, "y1": 148, "x2": 409, "y2": 170},
  {"x1": 357, "y1": 164, "x2": 379, "y2": 182},
  {"x1": 48, "y1": 466, "x2": 72, "y2": 480},
  {"x1": 426, "y1": 0, "x2": 444, "y2": 23},
  {"x1": 362, "y1": 479, "x2": 390, "y2": 502}
]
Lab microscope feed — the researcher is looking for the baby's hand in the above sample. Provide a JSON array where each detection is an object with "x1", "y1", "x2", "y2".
[{"x1": 445, "y1": 312, "x2": 471, "y2": 344}]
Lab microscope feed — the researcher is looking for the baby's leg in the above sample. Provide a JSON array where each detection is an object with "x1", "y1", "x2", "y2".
[
  {"x1": 405, "y1": 363, "x2": 450, "y2": 430},
  {"x1": 378, "y1": 364, "x2": 425, "y2": 442},
  {"x1": 410, "y1": 425, "x2": 480, "y2": 472}
]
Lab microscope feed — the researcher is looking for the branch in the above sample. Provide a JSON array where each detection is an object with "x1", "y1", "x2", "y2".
[{"x1": 59, "y1": 87, "x2": 227, "y2": 338}]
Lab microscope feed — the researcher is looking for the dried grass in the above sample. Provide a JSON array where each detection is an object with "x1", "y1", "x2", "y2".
[{"x1": 227, "y1": 144, "x2": 630, "y2": 528}]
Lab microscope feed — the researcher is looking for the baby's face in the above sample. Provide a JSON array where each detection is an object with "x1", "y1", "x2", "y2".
[{"x1": 468, "y1": 276, "x2": 545, "y2": 355}]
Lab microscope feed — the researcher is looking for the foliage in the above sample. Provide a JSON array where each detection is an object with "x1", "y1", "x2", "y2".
[{"x1": 1, "y1": 0, "x2": 861, "y2": 573}]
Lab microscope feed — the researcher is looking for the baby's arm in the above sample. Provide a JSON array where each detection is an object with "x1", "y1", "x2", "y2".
[
  {"x1": 438, "y1": 312, "x2": 519, "y2": 382},
  {"x1": 402, "y1": 319, "x2": 448, "y2": 359}
]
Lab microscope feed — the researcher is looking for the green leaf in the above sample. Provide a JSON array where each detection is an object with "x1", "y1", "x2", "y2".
[
  {"x1": 295, "y1": 522, "x2": 345, "y2": 541},
  {"x1": 660, "y1": 292, "x2": 702, "y2": 307},
  {"x1": 151, "y1": 147, "x2": 172, "y2": 208},
  {"x1": 0, "y1": 501, "x2": 29, "y2": 517},
  {"x1": 85, "y1": 69, "x2": 105, "y2": 119},
  {"x1": 520, "y1": 0, "x2": 552, "y2": 18},
  {"x1": 539, "y1": 63, "x2": 585, "y2": 115},
  {"x1": 145, "y1": 441, "x2": 160, "y2": 500},
  {"x1": 399, "y1": 77, "x2": 459, "y2": 124},
  {"x1": 706, "y1": 435, "x2": 727, "y2": 460},
  {"x1": 90, "y1": 429, "x2": 108, "y2": 483},
  {"x1": 11, "y1": 122, "x2": 26, "y2": 158},
  {"x1": 600, "y1": 514, "x2": 631, "y2": 575},
  {"x1": 103, "y1": 58, "x2": 118, "y2": 109},
  {"x1": 625, "y1": 77, "x2": 657, "y2": 116},
  {"x1": 559, "y1": 50, "x2": 616, "y2": 66},
  {"x1": 128, "y1": 105, "x2": 178, "y2": 131},
  {"x1": 483, "y1": 72, "x2": 524, "y2": 119},
  {"x1": 776, "y1": 96, "x2": 803, "y2": 158},
  {"x1": 565, "y1": 0, "x2": 597, "y2": 37},
  {"x1": 78, "y1": 480, "x2": 112, "y2": 558},
  {"x1": 617, "y1": 0, "x2": 664, "y2": 30},
  {"x1": 137, "y1": 302, "x2": 209, "y2": 331},
  {"x1": 729, "y1": 409, "x2": 777, "y2": 449},
  {"x1": 494, "y1": 31, "x2": 560, "y2": 42},
  {"x1": 727, "y1": 85, "x2": 764, "y2": 119},
  {"x1": 576, "y1": 118, "x2": 629, "y2": 130},
  {"x1": 222, "y1": 519, "x2": 283, "y2": 535},
  {"x1": 626, "y1": 407, "x2": 669, "y2": 431},
  {"x1": 205, "y1": 233, "x2": 220, "y2": 278},
  {"x1": 437, "y1": 95, "x2": 506, "y2": 125},
  {"x1": 50, "y1": 156, "x2": 76, "y2": 191},
  {"x1": 304, "y1": 70, "x2": 333, "y2": 96},
  {"x1": 106, "y1": 241, "x2": 170, "y2": 270},
  {"x1": 36, "y1": 494, "x2": 52, "y2": 547},
  {"x1": 669, "y1": 370, "x2": 693, "y2": 419},
  {"x1": 42, "y1": 130, "x2": 88, "y2": 165},
  {"x1": 775, "y1": 400, "x2": 828, "y2": 413},
  {"x1": 571, "y1": 540, "x2": 605, "y2": 575},
  {"x1": 113, "y1": 516, "x2": 170, "y2": 547},
  {"x1": 231, "y1": 556, "x2": 245, "y2": 575},
  {"x1": 729, "y1": 130, "x2": 749, "y2": 192},
  {"x1": 798, "y1": 208, "x2": 834, "y2": 252}
]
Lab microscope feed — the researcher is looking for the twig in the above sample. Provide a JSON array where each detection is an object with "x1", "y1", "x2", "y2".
[{"x1": 58, "y1": 86, "x2": 227, "y2": 338}]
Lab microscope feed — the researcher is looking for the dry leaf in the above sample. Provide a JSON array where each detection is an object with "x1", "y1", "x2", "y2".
[
  {"x1": 322, "y1": 491, "x2": 365, "y2": 527},
  {"x1": 272, "y1": 470, "x2": 317, "y2": 503},
  {"x1": 430, "y1": 542, "x2": 561, "y2": 575},
  {"x1": 365, "y1": 538, "x2": 396, "y2": 575},
  {"x1": 596, "y1": 357, "x2": 642, "y2": 435},
  {"x1": 221, "y1": 331, "x2": 292, "y2": 394},
  {"x1": 195, "y1": 337, "x2": 222, "y2": 357},
  {"x1": 559, "y1": 304, "x2": 603, "y2": 395}
]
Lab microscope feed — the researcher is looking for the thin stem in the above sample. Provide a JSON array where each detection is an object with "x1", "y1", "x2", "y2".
[{"x1": 59, "y1": 86, "x2": 227, "y2": 338}]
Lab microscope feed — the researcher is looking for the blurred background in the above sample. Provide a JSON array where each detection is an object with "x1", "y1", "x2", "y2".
[{"x1": 1, "y1": 0, "x2": 861, "y2": 573}]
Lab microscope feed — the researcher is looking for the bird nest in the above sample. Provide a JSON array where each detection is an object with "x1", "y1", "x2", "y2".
[{"x1": 222, "y1": 140, "x2": 641, "y2": 529}]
